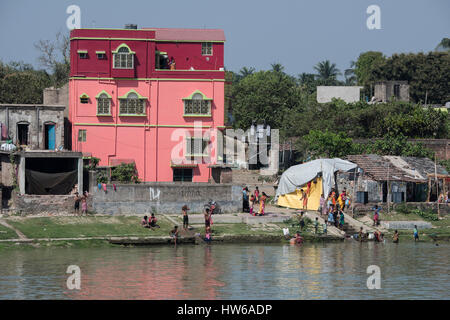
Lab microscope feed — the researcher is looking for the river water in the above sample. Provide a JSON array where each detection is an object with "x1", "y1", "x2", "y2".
[{"x1": 0, "y1": 241, "x2": 449, "y2": 299}]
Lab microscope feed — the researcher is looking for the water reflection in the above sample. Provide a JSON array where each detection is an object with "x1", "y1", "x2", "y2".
[{"x1": 0, "y1": 242, "x2": 449, "y2": 299}]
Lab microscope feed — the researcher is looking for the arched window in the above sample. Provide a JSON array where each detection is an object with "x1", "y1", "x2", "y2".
[
  {"x1": 183, "y1": 90, "x2": 212, "y2": 116},
  {"x1": 119, "y1": 90, "x2": 147, "y2": 115},
  {"x1": 96, "y1": 91, "x2": 112, "y2": 115},
  {"x1": 113, "y1": 44, "x2": 135, "y2": 69}
]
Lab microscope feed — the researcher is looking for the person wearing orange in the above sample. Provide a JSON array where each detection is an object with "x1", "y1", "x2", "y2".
[
  {"x1": 259, "y1": 192, "x2": 268, "y2": 215},
  {"x1": 299, "y1": 189, "x2": 308, "y2": 210}
]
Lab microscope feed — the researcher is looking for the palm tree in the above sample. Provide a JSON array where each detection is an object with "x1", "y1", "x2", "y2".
[
  {"x1": 270, "y1": 63, "x2": 284, "y2": 73},
  {"x1": 344, "y1": 61, "x2": 357, "y2": 85},
  {"x1": 435, "y1": 38, "x2": 450, "y2": 52},
  {"x1": 313, "y1": 60, "x2": 341, "y2": 82},
  {"x1": 239, "y1": 66, "x2": 255, "y2": 78}
]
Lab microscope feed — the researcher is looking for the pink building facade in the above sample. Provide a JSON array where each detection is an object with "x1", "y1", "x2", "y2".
[{"x1": 69, "y1": 27, "x2": 226, "y2": 182}]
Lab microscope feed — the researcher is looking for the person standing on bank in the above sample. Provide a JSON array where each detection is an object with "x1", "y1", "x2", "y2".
[
  {"x1": 74, "y1": 192, "x2": 81, "y2": 215},
  {"x1": 413, "y1": 225, "x2": 419, "y2": 242},
  {"x1": 81, "y1": 194, "x2": 88, "y2": 215},
  {"x1": 182, "y1": 205, "x2": 190, "y2": 230}
]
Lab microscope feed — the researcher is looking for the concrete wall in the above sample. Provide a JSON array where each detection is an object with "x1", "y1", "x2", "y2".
[
  {"x1": 0, "y1": 153, "x2": 15, "y2": 186},
  {"x1": 374, "y1": 81, "x2": 409, "y2": 102},
  {"x1": 409, "y1": 139, "x2": 450, "y2": 160},
  {"x1": 43, "y1": 83, "x2": 69, "y2": 118},
  {"x1": 12, "y1": 193, "x2": 92, "y2": 215},
  {"x1": 337, "y1": 172, "x2": 406, "y2": 203},
  {"x1": 0, "y1": 105, "x2": 65, "y2": 150},
  {"x1": 91, "y1": 183, "x2": 243, "y2": 215},
  {"x1": 317, "y1": 86, "x2": 363, "y2": 103}
]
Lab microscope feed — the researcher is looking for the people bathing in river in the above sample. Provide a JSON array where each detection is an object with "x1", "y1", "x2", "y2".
[
  {"x1": 413, "y1": 225, "x2": 419, "y2": 242},
  {"x1": 182, "y1": 205, "x2": 190, "y2": 230},
  {"x1": 358, "y1": 227, "x2": 364, "y2": 242},
  {"x1": 374, "y1": 230, "x2": 384, "y2": 242},
  {"x1": 204, "y1": 208, "x2": 212, "y2": 231},
  {"x1": 314, "y1": 217, "x2": 319, "y2": 234},
  {"x1": 393, "y1": 230, "x2": 399, "y2": 243},
  {"x1": 204, "y1": 226, "x2": 212, "y2": 243},
  {"x1": 169, "y1": 226, "x2": 179, "y2": 243},
  {"x1": 290, "y1": 232, "x2": 304, "y2": 245}
]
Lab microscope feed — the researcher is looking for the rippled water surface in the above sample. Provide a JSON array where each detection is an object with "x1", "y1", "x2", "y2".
[{"x1": 0, "y1": 241, "x2": 449, "y2": 299}]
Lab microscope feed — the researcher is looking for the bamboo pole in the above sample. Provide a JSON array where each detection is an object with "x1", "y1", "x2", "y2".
[
  {"x1": 387, "y1": 162, "x2": 390, "y2": 214},
  {"x1": 435, "y1": 154, "x2": 440, "y2": 218}
]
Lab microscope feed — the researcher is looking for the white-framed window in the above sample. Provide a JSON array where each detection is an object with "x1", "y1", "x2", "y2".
[
  {"x1": 78, "y1": 129, "x2": 87, "y2": 142},
  {"x1": 183, "y1": 92, "x2": 211, "y2": 116},
  {"x1": 202, "y1": 42, "x2": 213, "y2": 56},
  {"x1": 96, "y1": 92, "x2": 111, "y2": 115},
  {"x1": 78, "y1": 50, "x2": 88, "y2": 59},
  {"x1": 186, "y1": 136, "x2": 209, "y2": 157},
  {"x1": 119, "y1": 92, "x2": 146, "y2": 115},
  {"x1": 96, "y1": 51, "x2": 106, "y2": 59},
  {"x1": 113, "y1": 45, "x2": 134, "y2": 69}
]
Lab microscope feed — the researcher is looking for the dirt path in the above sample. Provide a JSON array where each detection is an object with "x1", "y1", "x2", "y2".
[{"x1": 0, "y1": 219, "x2": 28, "y2": 240}]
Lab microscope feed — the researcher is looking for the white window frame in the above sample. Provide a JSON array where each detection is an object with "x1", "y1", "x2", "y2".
[
  {"x1": 118, "y1": 91, "x2": 147, "y2": 116},
  {"x1": 113, "y1": 45, "x2": 135, "y2": 69},
  {"x1": 202, "y1": 42, "x2": 213, "y2": 56},
  {"x1": 96, "y1": 92, "x2": 111, "y2": 115}
]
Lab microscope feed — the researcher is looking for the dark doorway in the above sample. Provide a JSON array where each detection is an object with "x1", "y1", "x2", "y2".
[
  {"x1": 17, "y1": 123, "x2": 29, "y2": 145},
  {"x1": 382, "y1": 181, "x2": 388, "y2": 202},
  {"x1": 44, "y1": 123, "x2": 56, "y2": 150}
]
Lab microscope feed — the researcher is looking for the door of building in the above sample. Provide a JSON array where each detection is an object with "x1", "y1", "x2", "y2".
[{"x1": 45, "y1": 124, "x2": 56, "y2": 150}]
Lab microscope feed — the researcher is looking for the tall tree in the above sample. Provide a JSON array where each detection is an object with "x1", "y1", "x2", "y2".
[
  {"x1": 34, "y1": 31, "x2": 70, "y2": 87},
  {"x1": 354, "y1": 51, "x2": 385, "y2": 87},
  {"x1": 313, "y1": 60, "x2": 341, "y2": 82},
  {"x1": 344, "y1": 60, "x2": 357, "y2": 85},
  {"x1": 435, "y1": 37, "x2": 450, "y2": 52},
  {"x1": 231, "y1": 70, "x2": 301, "y2": 133}
]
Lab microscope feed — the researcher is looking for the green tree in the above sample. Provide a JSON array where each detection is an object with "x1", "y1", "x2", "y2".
[
  {"x1": 435, "y1": 37, "x2": 450, "y2": 52},
  {"x1": 313, "y1": 60, "x2": 341, "y2": 84},
  {"x1": 344, "y1": 60, "x2": 357, "y2": 85},
  {"x1": 0, "y1": 60, "x2": 51, "y2": 103},
  {"x1": 231, "y1": 69, "x2": 301, "y2": 133},
  {"x1": 371, "y1": 52, "x2": 450, "y2": 104},
  {"x1": 110, "y1": 163, "x2": 140, "y2": 183},
  {"x1": 302, "y1": 129, "x2": 356, "y2": 159}
]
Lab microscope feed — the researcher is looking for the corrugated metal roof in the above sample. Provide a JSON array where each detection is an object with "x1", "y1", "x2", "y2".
[{"x1": 345, "y1": 154, "x2": 447, "y2": 182}]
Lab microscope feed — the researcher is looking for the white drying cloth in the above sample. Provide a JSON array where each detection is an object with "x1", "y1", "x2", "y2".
[{"x1": 275, "y1": 158, "x2": 357, "y2": 200}]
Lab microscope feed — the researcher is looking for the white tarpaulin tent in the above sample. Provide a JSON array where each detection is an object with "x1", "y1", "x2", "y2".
[{"x1": 275, "y1": 158, "x2": 357, "y2": 203}]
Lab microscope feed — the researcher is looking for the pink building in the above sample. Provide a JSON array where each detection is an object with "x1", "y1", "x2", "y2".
[{"x1": 69, "y1": 26, "x2": 226, "y2": 182}]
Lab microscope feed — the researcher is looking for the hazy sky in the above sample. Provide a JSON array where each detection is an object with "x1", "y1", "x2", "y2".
[{"x1": 0, "y1": 0, "x2": 448, "y2": 78}]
